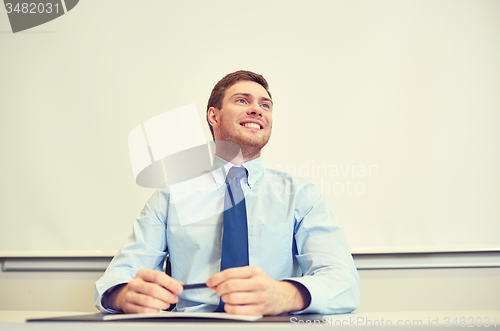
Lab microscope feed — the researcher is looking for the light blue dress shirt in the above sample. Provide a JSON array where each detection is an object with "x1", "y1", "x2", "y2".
[{"x1": 95, "y1": 156, "x2": 360, "y2": 314}]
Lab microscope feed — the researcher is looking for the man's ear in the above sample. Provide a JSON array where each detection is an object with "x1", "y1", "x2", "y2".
[{"x1": 207, "y1": 106, "x2": 219, "y2": 129}]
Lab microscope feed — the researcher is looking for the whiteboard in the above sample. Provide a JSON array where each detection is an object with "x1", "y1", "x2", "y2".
[{"x1": 1, "y1": 0, "x2": 499, "y2": 256}]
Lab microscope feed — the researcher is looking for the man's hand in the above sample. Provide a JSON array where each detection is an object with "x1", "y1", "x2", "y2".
[
  {"x1": 206, "y1": 266, "x2": 310, "y2": 315},
  {"x1": 114, "y1": 269, "x2": 183, "y2": 314}
]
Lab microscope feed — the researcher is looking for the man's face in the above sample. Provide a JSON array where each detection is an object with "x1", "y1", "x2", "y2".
[{"x1": 209, "y1": 80, "x2": 273, "y2": 152}]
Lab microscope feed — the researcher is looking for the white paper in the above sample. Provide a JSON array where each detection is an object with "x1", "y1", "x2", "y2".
[{"x1": 103, "y1": 311, "x2": 262, "y2": 322}]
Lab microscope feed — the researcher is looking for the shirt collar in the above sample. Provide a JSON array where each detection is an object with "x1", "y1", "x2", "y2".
[{"x1": 211, "y1": 155, "x2": 264, "y2": 190}]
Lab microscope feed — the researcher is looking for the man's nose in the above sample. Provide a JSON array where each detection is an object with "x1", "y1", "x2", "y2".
[{"x1": 247, "y1": 101, "x2": 262, "y2": 116}]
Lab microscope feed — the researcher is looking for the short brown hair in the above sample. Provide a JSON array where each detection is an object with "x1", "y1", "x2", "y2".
[{"x1": 206, "y1": 70, "x2": 271, "y2": 139}]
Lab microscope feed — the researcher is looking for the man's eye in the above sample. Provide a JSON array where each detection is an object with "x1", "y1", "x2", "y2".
[
  {"x1": 237, "y1": 99, "x2": 246, "y2": 104},
  {"x1": 261, "y1": 104, "x2": 270, "y2": 109}
]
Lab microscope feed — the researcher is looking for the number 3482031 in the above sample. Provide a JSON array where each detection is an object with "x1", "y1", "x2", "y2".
[{"x1": 5, "y1": 3, "x2": 60, "y2": 14}]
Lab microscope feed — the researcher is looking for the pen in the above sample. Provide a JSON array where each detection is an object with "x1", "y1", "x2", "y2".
[{"x1": 182, "y1": 283, "x2": 208, "y2": 290}]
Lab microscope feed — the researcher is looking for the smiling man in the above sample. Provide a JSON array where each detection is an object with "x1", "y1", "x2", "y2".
[{"x1": 95, "y1": 70, "x2": 360, "y2": 316}]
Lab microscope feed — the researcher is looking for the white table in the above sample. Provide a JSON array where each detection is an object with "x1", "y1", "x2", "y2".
[{"x1": 1, "y1": 310, "x2": 499, "y2": 330}]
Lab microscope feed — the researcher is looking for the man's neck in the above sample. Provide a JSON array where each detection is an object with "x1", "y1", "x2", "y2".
[{"x1": 214, "y1": 141, "x2": 261, "y2": 165}]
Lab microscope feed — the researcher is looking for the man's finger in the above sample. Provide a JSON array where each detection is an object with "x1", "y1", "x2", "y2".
[
  {"x1": 136, "y1": 269, "x2": 183, "y2": 294},
  {"x1": 215, "y1": 277, "x2": 267, "y2": 297},
  {"x1": 128, "y1": 280, "x2": 179, "y2": 305},
  {"x1": 220, "y1": 290, "x2": 266, "y2": 305},
  {"x1": 206, "y1": 266, "x2": 260, "y2": 287},
  {"x1": 125, "y1": 286, "x2": 174, "y2": 310}
]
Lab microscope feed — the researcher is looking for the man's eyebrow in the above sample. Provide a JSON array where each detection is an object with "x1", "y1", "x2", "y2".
[
  {"x1": 232, "y1": 93, "x2": 273, "y2": 105},
  {"x1": 261, "y1": 96, "x2": 273, "y2": 105}
]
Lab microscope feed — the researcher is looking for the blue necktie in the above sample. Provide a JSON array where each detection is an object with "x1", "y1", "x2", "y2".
[{"x1": 215, "y1": 166, "x2": 249, "y2": 312}]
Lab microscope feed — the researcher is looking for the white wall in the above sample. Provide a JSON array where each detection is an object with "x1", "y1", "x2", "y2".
[
  {"x1": 359, "y1": 268, "x2": 500, "y2": 312},
  {"x1": 1, "y1": 0, "x2": 500, "y2": 256}
]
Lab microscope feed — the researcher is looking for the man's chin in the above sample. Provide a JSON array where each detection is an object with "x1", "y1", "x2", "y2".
[{"x1": 239, "y1": 138, "x2": 270, "y2": 154}]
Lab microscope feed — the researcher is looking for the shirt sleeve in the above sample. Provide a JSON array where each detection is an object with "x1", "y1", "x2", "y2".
[
  {"x1": 94, "y1": 189, "x2": 169, "y2": 313},
  {"x1": 282, "y1": 181, "x2": 360, "y2": 315}
]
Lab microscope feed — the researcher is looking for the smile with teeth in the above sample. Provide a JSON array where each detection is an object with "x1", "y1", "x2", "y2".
[{"x1": 242, "y1": 123, "x2": 261, "y2": 129}]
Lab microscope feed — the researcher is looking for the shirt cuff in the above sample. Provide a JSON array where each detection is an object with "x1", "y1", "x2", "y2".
[
  {"x1": 281, "y1": 276, "x2": 326, "y2": 314},
  {"x1": 95, "y1": 274, "x2": 134, "y2": 313},
  {"x1": 101, "y1": 283, "x2": 127, "y2": 312}
]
